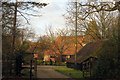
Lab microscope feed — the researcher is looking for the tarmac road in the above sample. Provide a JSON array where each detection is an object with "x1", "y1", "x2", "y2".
[{"x1": 36, "y1": 65, "x2": 70, "y2": 78}]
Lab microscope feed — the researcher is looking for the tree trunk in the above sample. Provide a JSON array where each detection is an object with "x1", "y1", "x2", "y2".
[
  {"x1": 10, "y1": 1, "x2": 17, "y2": 75},
  {"x1": 60, "y1": 54, "x2": 62, "y2": 62},
  {"x1": 118, "y1": 7, "x2": 120, "y2": 63}
]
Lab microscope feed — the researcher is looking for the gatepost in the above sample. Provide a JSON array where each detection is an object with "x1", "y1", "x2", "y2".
[{"x1": 34, "y1": 54, "x2": 38, "y2": 78}]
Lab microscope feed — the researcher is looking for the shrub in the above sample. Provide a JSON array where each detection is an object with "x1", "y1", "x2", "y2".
[
  {"x1": 60, "y1": 62, "x2": 66, "y2": 66},
  {"x1": 92, "y1": 40, "x2": 120, "y2": 78},
  {"x1": 37, "y1": 60, "x2": 43, "y2": 65},
  {"x1": 52, "y1": 62, "x2": 56, "y2": 65}
]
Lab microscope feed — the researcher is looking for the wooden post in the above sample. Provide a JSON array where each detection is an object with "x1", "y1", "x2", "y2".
[
  {"x1": 86, "y1": 61, "x2": 88, "y2": 77},
  {"x1": 30, "y1": 60, "x2": 32, "y2": 80},
  {"x1": 89, "y1": 57, "x2": 93, "y2": 77},
  {"x1": 82, "y1": 63, "x2": 84, "y2": 78},
  {"x1": 89, "y1": 58, "x2": 91, "y2": 77},
  {"x1": 34, "y1": 58, "x2": 37, "y2": 78}
]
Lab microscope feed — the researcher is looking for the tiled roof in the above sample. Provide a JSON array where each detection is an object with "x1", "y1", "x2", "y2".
[
  {"x1": 67, "y1": 40, "x2": 104, "y2": 64},
  {"x1": 44, "y1": 36, "x2": 83, "y2": 56}
]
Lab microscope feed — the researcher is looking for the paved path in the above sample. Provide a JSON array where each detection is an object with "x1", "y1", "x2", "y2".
[{"x1": 36, "y1": 65, "x2": 70, "y2": 78}]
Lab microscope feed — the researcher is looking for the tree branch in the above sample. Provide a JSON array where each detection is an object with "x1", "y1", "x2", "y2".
[
  {"x1": 78, "y1": 2, "x2": 120, "y2": 20},
  {"x1": 17, "y1": 10, "x2": 30, "y2": 24}
]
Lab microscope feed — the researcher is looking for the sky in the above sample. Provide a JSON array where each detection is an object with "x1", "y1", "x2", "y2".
[
  {"x1": 16, "y1": 0, "x2": 116, "y2": 37},
  {"x1": 21, "y1": 0, "x2": 116, "y2": 36},
  {"x1": 23, "y1": 0, "x2": 69, "y2": 36}
]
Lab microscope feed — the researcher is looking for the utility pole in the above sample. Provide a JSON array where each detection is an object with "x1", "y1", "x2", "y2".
[
  {"x1": 75, "y1": 0, "x2": 77, "y2": 66},
  {"x1": 10, "y1": 0, "x2": 17, "y2": 75}
]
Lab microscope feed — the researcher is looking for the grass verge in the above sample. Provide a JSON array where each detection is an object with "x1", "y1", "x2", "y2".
[{"x1": 53, "y1": 67, "x2": 83, "y2": 78}]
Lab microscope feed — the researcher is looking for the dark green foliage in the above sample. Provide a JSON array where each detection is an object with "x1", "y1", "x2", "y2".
[
  {"x1": 92, "y1": 40, "x2": 120, "y2": 78},
  {"x1": 23, "y1": 53, "x2": 33, "y2": 65},
  {"x1": 37, "y1": 60, "x2": 43, "y2": 65},
  {"x1": 22, "y1": 42, "x2": 29, "y2": 51},
  {"x1": 14, "y1": 44, "x2": 29, "y2": 76},
  {"x1": 15, "y1": 53, "x2": 23, "y2": 76}
]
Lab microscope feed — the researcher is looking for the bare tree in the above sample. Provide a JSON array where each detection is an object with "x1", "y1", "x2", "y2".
[
  {"x1": 2, "y1": 1, "x2": 47, "y2": 76},
  {"x1": 45, "y1": 25, "x2": 57, "y2": 42},
  {"x1": 65, "y1": 1, "x2": 119, "y2": 42},
  {"x1": 51, "y1": 36, "x2": 74, "y2": 62},
  {"x1": 48, "y1": 28, "x2": 82, "y2": 62}
]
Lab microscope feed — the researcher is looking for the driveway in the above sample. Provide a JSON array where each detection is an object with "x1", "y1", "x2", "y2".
[{"x1": 36, "y1": 65, "x2": 70, "y2": 78}]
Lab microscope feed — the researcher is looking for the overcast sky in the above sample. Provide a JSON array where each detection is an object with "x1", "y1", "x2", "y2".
[
  {"x1": 18, "y1": 0, "x2": 116, "y2": 37},
  {"x1": 22, "y1": 0, "x2": 69, "y2": 36}
]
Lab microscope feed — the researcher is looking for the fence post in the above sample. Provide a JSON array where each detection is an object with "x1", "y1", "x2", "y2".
[
  {"x1": 82, "y1": 62, "x2": 84, "y2": 78},
  {"x1": 34, "y1": 58, "x2": 37, "y2": 78},
  {"x1": 30, "y1": 60, "x2": 32, "y2": 80}
]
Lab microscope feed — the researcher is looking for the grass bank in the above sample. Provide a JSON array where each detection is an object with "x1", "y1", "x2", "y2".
[{"x1": 53, "y1": 67, "x2": 83, "y2": 78}]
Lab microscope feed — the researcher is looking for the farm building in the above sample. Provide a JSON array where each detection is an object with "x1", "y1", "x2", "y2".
[
  {"x1": 44, "y1": 36, "x2": 85, "y2": 62},
  {"x1": 66, "y1": 40, "x2": 104, "y2": 76}
]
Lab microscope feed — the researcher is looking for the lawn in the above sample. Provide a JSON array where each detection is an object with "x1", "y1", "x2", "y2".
[{"x1": 53, "y1": 67, "x2": 83, "y2": 78}]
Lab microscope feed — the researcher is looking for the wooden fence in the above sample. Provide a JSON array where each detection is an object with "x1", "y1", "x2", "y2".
[{"x1": 2, "y1": 60, "x2": 16, "y2": 76}]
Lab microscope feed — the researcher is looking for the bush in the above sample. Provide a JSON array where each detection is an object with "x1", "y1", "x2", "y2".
[
  {"x1": 46, "y1": 62, "x2": 50, "y2": 65},
  {"x1": 43, "y1": 62, "x2": 50, "y2": 65},
  {"x1": 60, "y1": 62, "x2": 66, "y2": 66},
  {"x1": 37, "y1": 60, "x2": 43, "y2": 65},
  {"x1": 92, "y1": 40, "x2": 120, "y2": 78},
  {"x1": 52, "y1": 62, "x2": 56, "y2": 65}
]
